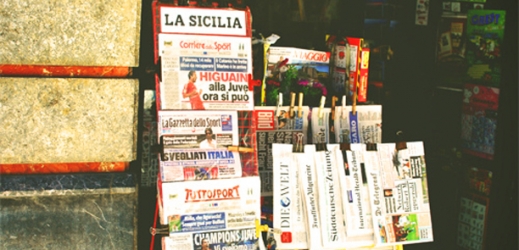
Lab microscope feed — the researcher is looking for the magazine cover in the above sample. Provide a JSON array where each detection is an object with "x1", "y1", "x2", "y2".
[
  {"x1": 461, "y1": 84, "x2": 499, "y2": 160},
  {"x1": 465, "y1": 10, "x2": 505, "y2": 87},
  {"x1": 159, "y1": 176, "x2": 261, "y2": 239},
  {"x1": 264, "y1": 46, "x2": 329, "y2": 107},
  {"x1": 364, "y1": 142, "x2": 433, "y2": 246},
  {"x1": 334, "y1": 105, "x2": 383, "y2": 144},
  {"x1": 255, "y1": 106, "x2": 310, "y2": 196},
  {"x1": 272, "y1": 144, "x2": 308, "y2": 249},
  {"x1": 158, "y1": 33, "x2": 253, "y2": 110},
  {"x1": 158, "y1": 110, "x2": 242, "y2": 182}
]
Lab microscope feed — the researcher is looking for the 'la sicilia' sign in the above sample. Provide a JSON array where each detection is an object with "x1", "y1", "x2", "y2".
[{"x1": 160, "y1": 6, "x2": 248, "y2": 36}]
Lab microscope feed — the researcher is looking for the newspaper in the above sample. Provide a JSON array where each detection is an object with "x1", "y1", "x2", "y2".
[
  {"x1": 159, "y1": 177, "x2": 262, "y2": 250},
  {"x1": 295, "y1": 145, "x2": 323, "y2": 249},
  {"x1": 158, "y1": 33, "x2": 253, "y2": 110},
  {"x1": 310, "y1": 107, "x2": 334, "y2": 144},
  {"x1": 334, "y1": 105, "x2": 382, "y2": 144},
  {"x1": 160, "y1": 148, "x2": 242, "y2": 182},
  {"x1": 272, "y1": 144, "x2": 308, "y2": 249},
  {"x1": 332, "y1": 144, "x2": 375, "y2": 240},
  {"x1": 254, "y1": 106, "x2": 310, "y2": 196},
  {"x1": 158, "y1": 110, "x2": 242, "y2": 182},
  {"x1": 364, "y1": 142, "x2": 433, "y2": 246},
  {"x1": 313, "y1": 145, "x2": 347, "y2": 249}
]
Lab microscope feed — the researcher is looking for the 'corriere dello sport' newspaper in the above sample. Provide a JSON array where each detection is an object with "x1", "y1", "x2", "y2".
[{"x1": 159, "y1": 33, "x2": 254, "y2": 110}]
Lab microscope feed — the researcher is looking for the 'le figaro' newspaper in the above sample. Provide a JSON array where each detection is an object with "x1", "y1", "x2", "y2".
[
  {"x1": 254, "y1": 106, "x2": 310, "y2": 196},
  {"x1": 362, "y1": 142, "x2": 434, "y2": 246},
  {"x1": 159, "y1": 177, "x2": 263, "y2": 250},
  {"x1": 158, "y1": 33, "x2": 254, "y2": 110},
  {"x1": 310, "y1": 105, "x2": 382, "y2": 145},
  {"x1": 158, "y1": 110, "x2": 242, "y2": 182}
]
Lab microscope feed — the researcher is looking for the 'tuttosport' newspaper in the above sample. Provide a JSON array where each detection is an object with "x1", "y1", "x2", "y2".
[
  {"x1": 159, "y1": 177, "x2": 262, "y2": 250},
  {"x1": 158, "y1": 110, "x2": 242, "y2": 182}
]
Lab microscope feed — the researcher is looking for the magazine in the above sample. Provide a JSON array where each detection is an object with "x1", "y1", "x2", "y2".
[
  {"x1": 254, "y1": 106, "x2": 310, "y2": 195},
  {"x1": 158, "y1": 33, "x2": 253, "y2": 110},
  {"x1": 159, "y1": 176, "x2": 261, "y2": 241},
  {"x1": 365, "y1": 142, "x2": 434, "y2": 246},
  {"x1": 272, "y1": 143, "x2": 308, "y2": 249},
  {"x1": 461, "y1": 84, "x2": 499, "y2": 160},
  {"x1": 265, "y1": 46, "x2": 329, "y2": 107},
  {"x1": 334, "y1": 105, "x2": 382, "y2": 144}
]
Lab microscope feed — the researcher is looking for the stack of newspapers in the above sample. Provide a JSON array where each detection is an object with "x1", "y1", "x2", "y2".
[{"x1": 271, "y1": 141, "x2": 434, "y2": 249}]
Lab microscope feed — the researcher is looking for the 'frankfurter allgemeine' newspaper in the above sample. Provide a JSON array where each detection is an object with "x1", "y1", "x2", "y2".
[
  {"x1": 158, "y1": 33, "x2": 253, "y2": 110},
  {"x1": 254, "y1": 106, "x2": 310, "y2": 196},
  {"x1": 295, "y1": 145, "x2": 323, "y2": 249},
  {"x1": 364, "y1": 142, "x2": 434, "y2": 246},
  {"x1": 159, "y1": 177, "x2": 262, "y2": 250},
  {"x1": 158, "y1": 110, "x2": 242, "y2": 182}
]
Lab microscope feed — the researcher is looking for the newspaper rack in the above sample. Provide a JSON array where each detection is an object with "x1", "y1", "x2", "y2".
[{"x1": 150, "y1": 2, "x2": 260, "y2": 249}]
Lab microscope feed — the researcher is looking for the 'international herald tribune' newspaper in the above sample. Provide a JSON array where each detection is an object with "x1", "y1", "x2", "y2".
[
  {"x1": 159, "y1": 176, "x2": 261, "y2": 233},
  {"x1": 333, "y1": 144, "x2": 374, "y2": 238},
  {"x1": 158, "y1": 110, "x2": 241, "y2": 182},
  {"x1": 363, "y1": 142, "x2": 433, "y2": 246},
  {"x1": 254, "y1": 106, "x2": 310, "y2": 196},
  {"x1": 334, "y1": 105, "x2": 382, "y2": 144},
  {"x1": 158, "y1": 33, "x2": 253, "y2": 110}
]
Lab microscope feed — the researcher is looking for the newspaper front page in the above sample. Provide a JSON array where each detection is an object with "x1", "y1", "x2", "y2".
[
  {"x1": 314, "y1": 146, "x2": 347, "y2": 249},
  {"x1": 158, "y1": 110, "x2": 242, "y2": 182},
  {"x1": 272, "y1": 144, "x2": 308, "y2": 249},
  {"x1": 330, "y1": 143, "x2": 375, "y2": 245},
  {"x1": 160, "y1": 177, "x2": 262, "y2": 250},
  {"x1": 295, "y1": 145, "x2": 323, "y2": 249},
  {"x1": 334, "y1": 105, "x2": 382, "y2": 144},
  {"x1": 158, "y1": 33, "x2": 253, "y2": 110},
  {"x1": 363, "y1": 142, "x2": 433, "y2": 246},
  {"x1": 254, "y1": 106, "x2": 309, "y2": 196}
]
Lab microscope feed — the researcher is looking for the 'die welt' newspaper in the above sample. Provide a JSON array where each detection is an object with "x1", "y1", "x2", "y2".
[
  {"x1": 364, "y1": 142, "x2": 433, "y2": 246},
  {"x1": 158, "y1": 110, "x2": 242, "y2": 182},
  {"x1": 158, "y1": 33, "x2": 253, "y2": 111},
  {"x1": 160, "y1": 177, "x2": 262, "y2": 250}
]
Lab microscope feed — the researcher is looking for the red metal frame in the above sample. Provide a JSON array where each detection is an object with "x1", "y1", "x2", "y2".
[{"x1": 0, "y1": 65, "x2": 132, "y2": 77}]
